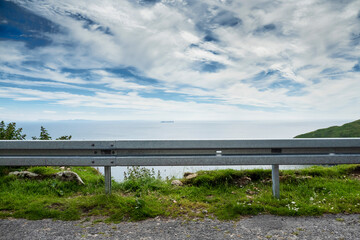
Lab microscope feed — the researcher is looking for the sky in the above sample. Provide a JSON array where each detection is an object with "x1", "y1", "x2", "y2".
[{"x1": 0, "y1": 0, "x2": 360, "y2": 122}]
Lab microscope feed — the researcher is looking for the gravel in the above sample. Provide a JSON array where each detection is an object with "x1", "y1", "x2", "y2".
[{"x1": 1, "y1": 214, "x2": 359, "y2": 240}]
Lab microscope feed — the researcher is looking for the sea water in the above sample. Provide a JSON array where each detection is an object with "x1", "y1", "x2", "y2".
[{"x1": 17, "y1": 120, "x2": 347, "y2": 181}]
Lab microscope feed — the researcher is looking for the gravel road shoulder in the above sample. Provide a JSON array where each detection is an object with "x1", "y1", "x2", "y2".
[{"x1": 1, "y1": 214, "x2": 359, "y2": 240}]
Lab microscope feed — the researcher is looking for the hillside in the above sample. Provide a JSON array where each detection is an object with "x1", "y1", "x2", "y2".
[{"x1": 295, "y1": 119, "x2": 360, "y2": 138}]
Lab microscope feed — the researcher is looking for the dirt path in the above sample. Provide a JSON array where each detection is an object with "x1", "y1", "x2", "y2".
[{"x1": 1, "y1": 214, "x2": 359, "y2": 239}]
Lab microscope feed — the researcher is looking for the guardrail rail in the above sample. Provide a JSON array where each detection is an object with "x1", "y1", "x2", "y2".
[{"x1": 1, "y1": 139, "x2": 360, "y2": 198}]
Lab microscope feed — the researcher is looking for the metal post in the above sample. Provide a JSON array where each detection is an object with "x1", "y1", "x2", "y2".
[
  {"x1": 272, "y1": 164, "x2": 280, "y2": 199},
  {"x1": 105, "y1": 166, "x2": 112, "y2": 194}
]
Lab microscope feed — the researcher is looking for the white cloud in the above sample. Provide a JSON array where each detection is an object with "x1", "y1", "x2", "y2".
[
  {"x1": 0, "y1": 79, "x2": 98, "y2": 92},
  {"x1": 180, "y1": 31, "x2": 200, "y2": 44},
  {"x1": 0, "y1": 56, "x2": 87, "y2": 85},
  {"x1": 2, "y1": 0, "x2": 360, "y2": 121},
  {"x1": 68, "y1": 111, "x2": 96, "y2": 114},
  {"x1": 0, "y1": 41, "x2": 28, "y2": 63},
  {"x1": 100, "y1": 77, "x2": 156, "y2": 91}
]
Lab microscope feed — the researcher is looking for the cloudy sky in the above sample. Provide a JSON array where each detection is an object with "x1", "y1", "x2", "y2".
[{"x1": 0, "y1": 0, "x2": 360, "y2": 121}]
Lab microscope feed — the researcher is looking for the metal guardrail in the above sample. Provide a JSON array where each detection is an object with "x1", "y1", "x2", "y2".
[{"x1": 1, "y1": 139, "x2": 360, "y2": 198}]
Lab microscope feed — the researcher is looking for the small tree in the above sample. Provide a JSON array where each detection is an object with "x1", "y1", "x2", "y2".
[
  {"x1": 56, "y1": 135, "x2": 72, "y2": 140},
  {"x1": 1, "y1": 121, "x2": 72, "y2": 176},
  {"x1": 0, "y1": 121, "x2": 26, "y2": 175},
  {"x1": 32, "y1": 126, "x2": 72, "y2": 140},
  {"x1": 0, "y1": 121, "x2": 26, "y2": 140},
  {"x1": 32, "y1": 126, "x2": 52, "y2": 140}
]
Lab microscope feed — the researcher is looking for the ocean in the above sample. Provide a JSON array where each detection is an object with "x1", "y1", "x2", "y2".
[{"x1": 17, "y1": 120, "x2": 347, "y2": 181}]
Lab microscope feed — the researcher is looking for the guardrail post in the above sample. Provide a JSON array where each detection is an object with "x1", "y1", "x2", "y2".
[
  {"x1": 105, "y1": 166, "x2": 112, "y2": 194},
  {"x1": 272, "y1": 164, "x2": 280, "y2": 199}
]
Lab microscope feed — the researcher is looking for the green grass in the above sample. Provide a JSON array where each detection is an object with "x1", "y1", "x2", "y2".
[
  {"x1": 295, "y1": 119, "x2": 360, "y2": 138},
  {"x1": 0, "y1": 165, "x2": 360, "y2": 222}
]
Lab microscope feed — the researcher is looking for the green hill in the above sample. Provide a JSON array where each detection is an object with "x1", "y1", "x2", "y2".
[{"x1": 295, "y1": 119, "x2": 360, "y2": 138}]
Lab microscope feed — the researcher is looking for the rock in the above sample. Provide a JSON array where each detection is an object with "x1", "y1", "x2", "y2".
[
  {"x1": 261, "y1": 178, "x2": 272, "y2": 183},
  {"x1": 246, "y1": 195, "x2": 254, "y2": 199},
  {"x1": 246, "y1": 190, "x2": 257, "y2": 195},
  {"x1": 171, "y1": 180, "x2": 183, "y2": 186},
  {"x1": 185, "y1": 173, "x2": 198, "y2": 180},
  {"x1": 183, "y1": 172, "x2": 193, "y2": 177},
  {"x1": 279, "y1": 175, "x2": 291, "y2": 181},
  {"x1": 9, "y1": 171, "x2": 39, "y2": 179},
  {"x1": 296, "y1": 176, "x2": 312, "y2": 180},
  {"x1": 235, "y1": 176, "x2": 251, "y2": 186},
  {"x1": 55, "y1": 171, "x2": 85, "y2": 185}
]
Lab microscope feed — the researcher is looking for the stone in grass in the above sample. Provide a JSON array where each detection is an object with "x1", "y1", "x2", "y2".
[
  {"x1": 9, "y1": 171, "x2": 39, "y2": 179},
  {"x1": 234, "y1": 176, "x2": 251, "y2": 187},
  {"x1": 184, "y1": 172, "x2": 198, "y2": 180},
  {"x1": 183, "y1": 172, "x2": 192, "y2": 177},
  {"x1": 55, "y1": 171, "x2": 85, "y2": 185},
  {"x1": 171, "y1": 180, "x2": 183, "y2": 186}
]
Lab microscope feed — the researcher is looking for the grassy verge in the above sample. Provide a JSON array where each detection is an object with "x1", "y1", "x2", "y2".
[{"x1": 0, "y1": 165, "x2": 359, "y2": 222}]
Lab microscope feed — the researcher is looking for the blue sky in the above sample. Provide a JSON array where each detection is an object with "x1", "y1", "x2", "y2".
[{"x1": 0, "y1": 0, "x2": 360, "y2": 121}]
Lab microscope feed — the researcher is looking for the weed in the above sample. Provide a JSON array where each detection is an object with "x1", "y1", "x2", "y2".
[
  {"x1": 119, "y1": 166, "x2": 165, "y2": 194},
  {"x1": 0, "y1": 165, "x2": 359, "y2": 222},
  {"x1": 81, "y1": 217, "x2": 90, "y2": 223},
  {"x1": 28, "y1": 166, "x2": 59, "y2": 176}
]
